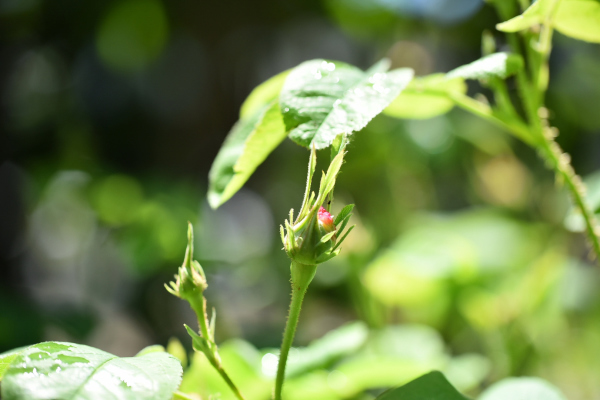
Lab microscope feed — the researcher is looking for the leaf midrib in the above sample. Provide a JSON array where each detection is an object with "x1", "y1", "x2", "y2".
[{"x1": 69, "y1": 355, "x2": 117, "y2": 399}]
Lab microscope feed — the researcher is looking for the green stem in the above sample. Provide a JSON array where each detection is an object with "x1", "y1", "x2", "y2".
[
  {"x1": 189, "y1": 293, "x2": 246, "y2": 400},
  {"x1": 188, "y1": 293, "x2": 212, "y2": 344},
  {"x1": 173, "y1": 391, "x2": 196, "y2": 400},
  {"x1": 447, "y1": 92, "x2": 533, "y2": 144},
  {"x1": 537, "y1": 132, "x2": 600, "y2": 260},
  {"x1": 274, "y1": 262, "x2": 318, "y2": 400},
  {"x1": 216, "y1": 366, "x2": 247, "y2": 400}
]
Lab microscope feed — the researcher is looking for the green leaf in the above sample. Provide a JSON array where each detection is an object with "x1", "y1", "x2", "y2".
[
  {"x1": 497, "y1": 0, "x2": 600, "y2": 43},
  {"x1": 0, "y1": 348, "x2": 27, "y2": 382},
  {"x1": 496, "y1": 0, "x2": 552, "y2": 32},
  {"x1": 316, "y1": 147, "x2": 346, "y2": 205},
  {"x1": 320, "y1": 231, "x2": 336, "y2": 243},
  {"x1": 208, "y1": 100, "x2": 287, "y2": 209},
  {"x1": 478, "y1": 377, "x2": 567, "y2": 400},
  {"x1": 334, "y1": 204, "x2": 355, "y2": 225},
  {"x1": 384, "y1": 74, "x2": 467, "y2": 120},
  {"x1": 283, "y1": 321, "x2": 369, "y2": 377},
  {"x1": 167, "y1": 337, "x2": 188, "y2": 368},
  {"x1": 1, "y1": 341, "x2": 183, "y2": 400},
  {"x1": 240, "y1": 70, "x2": 290, "y2": 119},
  {"x1": 554, "y1": 0, "x2": 600, "y2": 43},
  {"x1": 447, "y1": 53, "x2": 524, "y2": 80},
  {"x1": 376, "y1": 371, "x2": 468, "y2": 400},
  {"x1": 185, "y1": 325, "x2": 211, "y2": 355},
  {"x1": 135, "y1": 344, "x2": 166, "y2": 357},
  {"x1": 280, "y1": 59, "x2": 414, "y2": 149}
]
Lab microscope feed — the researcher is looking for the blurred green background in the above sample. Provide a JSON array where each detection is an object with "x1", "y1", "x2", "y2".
[{"x1": 1, "y1": 0, "x2": 600, "y2": 399}]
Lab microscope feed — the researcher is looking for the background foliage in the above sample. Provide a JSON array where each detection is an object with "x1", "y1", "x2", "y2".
[{"x1": 2, "y1": 0, "x2": 600, "y2": 398}]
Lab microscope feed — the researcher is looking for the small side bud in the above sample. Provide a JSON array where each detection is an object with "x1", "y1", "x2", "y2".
[
  {"x1": 165, "y1": 222, "x2": 208, "y2": 300},
  {"x1": 318, "y1": 207, "x2": 336, "y2": 234}
]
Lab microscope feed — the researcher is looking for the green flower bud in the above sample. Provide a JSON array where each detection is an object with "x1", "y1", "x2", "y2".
[
  {"x1": 165, "y1": 222, "x2": 207, "y2": 300},
  {"x1": 281, "y1": 143, "x2": 355, "y2": 265}
]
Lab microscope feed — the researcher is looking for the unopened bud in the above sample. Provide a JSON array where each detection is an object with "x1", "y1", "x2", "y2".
[
  {"x1": 165, "y1": 222, "x2": 208, "y2": 300},
  {"x1": 318, "y1": 207, "x2": 335, "y2": 233}
]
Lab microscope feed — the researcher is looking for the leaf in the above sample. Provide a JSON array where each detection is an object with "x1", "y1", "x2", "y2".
[
  {"x1": 0, "y1": 348, "x2": 27, "y2": 382},
  {"x1": 554, "y1": 0, "x2": 600, "y2": 43},
  {"x1": 185, "y1": 325, "x2": 211, "y2": 355},
  {"x1": 167, "y1": 337, "x2": 188, "y2": 368},
  {"x1": 384, "y1": 74, "x2": 467, "y2": 120},
  {"x1": 496, "y1": 0, "x2": 552, "y2": 32},
  {"x1": 180, "y1": 340, "x2": 270, "y2": 400},
  {"x1": 320, "y1": 231, "x2": 336, "y2": 243},
  {"x1": 280, "y1": 59, "x2": 414, "y2": 149},
  {"x1": 497, "y1": 0, "x2": 600, "y2": 43},
  {"x1": 135, "y1": 344, "x2": 166, "y2": 357},
  {"x1": 478, "y1": 377, "x2": 567, "y2": 400},
  {"x1": 1, "y1": 341, "x2": 183, "y2": 400},
  {"x1": 375, "y1": 371, "x2": 468, "y2": 400},
  {"x1": 208, "y1": 100, "x2": 287, "y2": 209},
  {"x1": 334, "y1": 204, "x2": 355, "y2": 225},
  {"x1": 240, "y1": 70, "x2": 290, "y2": 119},
  {"x1": 283, "y1": 321, "x2": 369, "y2": 377},
  {"x1": 447, "y1": 53, "x2": 524, "y2": 80}
]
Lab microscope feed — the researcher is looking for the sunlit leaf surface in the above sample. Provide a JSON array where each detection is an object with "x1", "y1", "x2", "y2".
[
  {"x1": 497, "y1": 0, "x2": 600, "y2": 43},
  {"x1": 208, "y1": 101, "x2": 286, "y2": 209},
  {"x1": 384, "y1": 74, "x2": 466, "y2": 120},
  {"x1": 280, "y1": 59, "x2": 413, "y2": 148},
  {"x1": 447, "y1": 53, "x2": 524, "y2": 80},
  {"x1": 240, "y1": 70, "x2": 290, "y2": 119},
  {"x1": 1, "y1": 342, "x2": 183, "y2": 400},
  {"x1": 479, "y1": 377, "x2": 568, "y2": 400}
]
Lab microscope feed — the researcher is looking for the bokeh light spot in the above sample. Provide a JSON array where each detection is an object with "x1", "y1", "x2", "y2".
[
  {"x1": 96, "y1": 0, "x2": 169, "y2": 73},
  {"x1": 92, "y1": 175, "x2": 144, "y2": 226}
]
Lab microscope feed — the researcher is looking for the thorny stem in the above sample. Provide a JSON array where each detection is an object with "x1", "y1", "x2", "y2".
[
  {"x1": 188, "y1": 294, "x2": 211, "y2": 344},
  {"x1": 537, "y1": 129, "x2": 600, "y2": 260},
  {"x1": 189, "y1": 293, "x2": 246, "y2": 400},
  {"x1": 274, "y1": 261, "x2": 318, "y2": 400},
  {"x1": 482, "y1": 0, "x2": 600, "y2": 261}
]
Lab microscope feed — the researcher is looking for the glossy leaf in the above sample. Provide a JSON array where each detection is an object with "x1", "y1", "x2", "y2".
[
  {"x1": 208, "y1": 100, "x2": 286, "y2": 209},
  {"x1": 447, "y1": 53, "x2": 524, "y2": 80},
  {"x1": 240, "y1": 70, "x2": 290, "y2": 119},
  {"x1": 1, "y1": 341, "x2": 183, "y2": 400},
  {"x1": 478, "y1": 377, "x2": 567, "y2": 400},
  {"x1": 384, "y1": 74, "x2": 467, "y2": 120},
  {"x1": 280, "y1": 59, "x2": 414, "y2": 148},
  {"x1": 375, "y1": 371, "x2": 468, "y2": 400}
]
